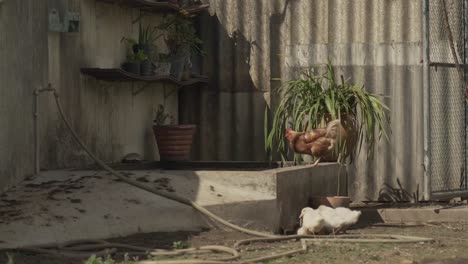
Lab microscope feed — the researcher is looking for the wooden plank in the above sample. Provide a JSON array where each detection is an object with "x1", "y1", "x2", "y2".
[{"x1": 80, "y1": 68, "x2": 208, "y2": 87}]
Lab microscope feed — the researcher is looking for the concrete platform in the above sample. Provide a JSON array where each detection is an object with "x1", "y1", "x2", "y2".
[
  {"x1": 0, "y1": 163, "x2": 346, "y2": 248},
  {"x1": 356, "y1": 204, "x2": 468, "y2": 225}
]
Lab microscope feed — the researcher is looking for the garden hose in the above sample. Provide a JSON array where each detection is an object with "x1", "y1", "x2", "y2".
[{"x1": 0, "y1": 87, "x2": 434, "y2": 263}]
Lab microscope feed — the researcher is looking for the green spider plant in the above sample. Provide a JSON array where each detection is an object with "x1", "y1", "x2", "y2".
[{"x1": 265, "y1": 61, "x2": 390, "y2": 163}]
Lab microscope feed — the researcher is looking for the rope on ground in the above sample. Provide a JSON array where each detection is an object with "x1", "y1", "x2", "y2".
[
  {"x1": 0, "y1": 87, "x2": 435, "y2": 264},
  {"x1": 51, "y1": 89, "x2": 275, "y2": 240}
]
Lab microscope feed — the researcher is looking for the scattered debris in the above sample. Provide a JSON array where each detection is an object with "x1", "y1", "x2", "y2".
[
  {"x1": 75, "y1": 208, "x2": 86, "y2": 213},
  {"x1": 136, "y1": 176, "x2": 150, "y2": 183},
  {"x1": 121, "y1": 153, "x2": 143, "y2": 163},
  {"x1": 125, "y1": 199, "x2": 141, "y2": 205},
  {"x1": 67, "y1": 198, "x2": 82, "y2": 204}
]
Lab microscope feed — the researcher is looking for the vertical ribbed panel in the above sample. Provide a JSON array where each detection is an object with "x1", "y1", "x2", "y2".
[{"x1": 180, "y1": 0, "x2": 424, "y2": 201}]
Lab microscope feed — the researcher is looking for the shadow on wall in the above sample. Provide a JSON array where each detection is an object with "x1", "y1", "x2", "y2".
[
  {"x1": 179, "y1": 11, "x2": 267, "y2": 161},
  {"x1": 376, "y1": 178, "x2": 420, "y2": 203}
]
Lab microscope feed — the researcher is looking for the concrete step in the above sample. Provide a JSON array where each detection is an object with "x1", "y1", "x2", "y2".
[
  {"x1": 358, "y1": 205, "x2": 468, "y2": 225},
  {"x1": 0, "y1": 163, "x2": 345, "y2": 248}
]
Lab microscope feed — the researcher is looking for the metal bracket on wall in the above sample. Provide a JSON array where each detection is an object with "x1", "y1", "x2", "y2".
[
  {"x1": 131, "y1": 83, "x2": 179, "y2": 97},
  {"x1": 131, "y1": 82, "x2": 153, "y2": 96},
  {"x1": 163, "y1": 86, "x2": 178, "y2": 100},
  {"x1": 97, "y1": 81, "x2": 115, "y2": 91}
]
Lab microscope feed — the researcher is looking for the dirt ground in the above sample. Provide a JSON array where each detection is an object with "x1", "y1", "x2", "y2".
[{"x1": 2, "y1": 222, "x2": 468, "y2": 264}]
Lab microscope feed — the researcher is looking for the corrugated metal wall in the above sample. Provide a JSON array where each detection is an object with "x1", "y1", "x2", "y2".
[{"x1": 180, "y1": 0, "x2": 424, "y2": 201}]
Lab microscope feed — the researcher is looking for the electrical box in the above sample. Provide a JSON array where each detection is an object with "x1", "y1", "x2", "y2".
[{"x1": 49, "y1": 8, "x2": 80, "y2": 33}]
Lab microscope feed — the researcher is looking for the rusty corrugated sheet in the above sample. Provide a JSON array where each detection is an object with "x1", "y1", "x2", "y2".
[{"x1": 180, "y1": 0, "x2": 424, "y2": 201}]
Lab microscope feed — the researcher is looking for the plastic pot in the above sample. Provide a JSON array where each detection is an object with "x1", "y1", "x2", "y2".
[
  {"x1": 154, "y1": 62, "x2": 171, "y2": 76},
  {"x1": 140, "y1": 60, "x2": 154, "y2": 76},
  {"x1": 122, "y1": 62, "x2": 140, "y2": 75},
  {"x1": 170, "y1": 56, "x2": 187, "y2": 80}
]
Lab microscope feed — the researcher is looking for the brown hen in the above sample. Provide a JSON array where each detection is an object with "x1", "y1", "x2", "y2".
[{"x1": 286, "y1": 119, "x2": 345, "y2": 166}]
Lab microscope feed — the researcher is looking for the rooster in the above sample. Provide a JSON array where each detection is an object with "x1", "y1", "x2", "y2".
[{"x1": 285, "y1": 119, "x2": 345, "y2": 166}]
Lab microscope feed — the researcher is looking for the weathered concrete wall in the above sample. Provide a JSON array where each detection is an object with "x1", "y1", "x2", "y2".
[
  {"x1": 181, "y1": 0, "x2": 424, "y2": 201},
  {"x1": 41, "y1": 0, "x2": 178, "y2": 170},
  {"x1": 1, "y1": 0, "x2": 178, "y2": 191},
  {"x1": 0, "y1": 0, "x2": 48, "y2": 190},
  {"x1": 276, "y1": 164, "x2": 347, "y2": 232}
]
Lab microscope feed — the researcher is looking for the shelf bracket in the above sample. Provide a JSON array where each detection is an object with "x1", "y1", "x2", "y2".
[
  {"x1": 132, "y1": 82, "x2": 152, "y2": 96},
  {"x1": 164, "y1": 85, "x2": 179, "y2": 100},
  {"x1": 98, "y1": 81, "x2": 115, "y2": 90}
]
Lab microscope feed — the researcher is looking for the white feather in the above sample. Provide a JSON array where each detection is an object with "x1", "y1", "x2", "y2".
[
  {"x1": 316, "y1": 205, "x2": 361, "y2": 234},
  {"x1": 298, "y1": 207, "x2": 325, "y2": 235}
]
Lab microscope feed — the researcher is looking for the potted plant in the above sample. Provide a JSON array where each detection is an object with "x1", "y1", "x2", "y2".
[
  {"x1": 152, "y1": 104, "x2": 196, "y2": 161},
  {"x1": 154, "y1": 53, "x2": 172, "y2": 76},
  {"x1": 266, "y1": 61, "x2": 390, "y2": 162},
  {"x1": 121, "y1": 48, "x2": 147, "y2": 75},
  {"x1": 122, "y1": 22, "x2": 163, "y2": 76},
  {"x1": 265, "y1": 61, "x2": 390, "y2": 207},
  {"x1": 157, "y1": 15, "x2": 204, "y2": 80},
  {"x1": 138, "y1": 23, "x2": 164, "y2": 76}
]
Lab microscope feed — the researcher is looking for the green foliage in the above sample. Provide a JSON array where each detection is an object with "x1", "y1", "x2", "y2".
[
  {"x1": 138, "y1": 23, "x2": 163, "y2": 47},
  {"x1": 265, "y1": 61, "x2": 390, "y2": 162},
  {"x1": 121, "y1": 37, "x2": 138, "y2": 49},
  {"x1": 172, "y1": 241, "x2": 189, "y2": 249},
  {"x1": 84, "y1": 255, "x2": 116, "y2": 264},
  {"x1": 153, "y1": 104, "x2": 174, "y2": 126},
  {"x1": 158, "y1": 53, "x2": 171, "y2": 63},
  {"x1": 157, "y1": 15, "x2": 204, "y2": 56},
  {"x1": 84, "y1": 254, "x2": 137, "y2": 264},
  {"x1": 127, "y1": 49, "x2": 148, "y2": 63},
  {"x1": 121, "y1": 22, "x2": 163, "y2": 62}
]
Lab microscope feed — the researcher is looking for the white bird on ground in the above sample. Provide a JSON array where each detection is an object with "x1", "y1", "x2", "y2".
[
  {"x1": 334, "y1": 207, "x2": 361, "y2": 232},
  {"x1": 297, "y1": 207, "x2": 325, "y2": 236},
  {"x1": 316, "y1": 205, "x2": 362, "y2": 235}
]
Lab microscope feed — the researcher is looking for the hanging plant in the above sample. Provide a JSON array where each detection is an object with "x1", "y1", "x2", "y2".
[{"x1": 265, "y1": 60, "x2": 391, "y2": 162}]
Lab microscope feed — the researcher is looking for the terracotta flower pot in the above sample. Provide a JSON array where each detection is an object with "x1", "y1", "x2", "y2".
[
  {"x1": 309, "y1": 196, "x2": 350, "y2": 209},
  {"x1": 153, "y1": 125, "x2": 196, "y2": 161}
]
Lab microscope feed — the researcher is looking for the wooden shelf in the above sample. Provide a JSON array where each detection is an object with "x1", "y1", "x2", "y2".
[
  {"x1": 96, "y1": 0, "x2": 209, "y2": 14},
  {"x1": 81, "y1": 68, "x2": 208, "y2": 87}
]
